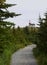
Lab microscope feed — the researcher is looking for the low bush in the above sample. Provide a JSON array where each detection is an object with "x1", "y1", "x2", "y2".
[{"x1": 33, "y1": 48, "x2": 47, "y2": 65}]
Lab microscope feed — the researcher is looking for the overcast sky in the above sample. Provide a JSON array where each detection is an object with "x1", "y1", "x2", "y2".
[{"x1": 6, "y1": 0, "x2": 47, "y2": 27}]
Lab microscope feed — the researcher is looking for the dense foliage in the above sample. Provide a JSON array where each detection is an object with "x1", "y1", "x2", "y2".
[
  {"x1": 0, "y1": 1, "x2": 20, "y2": 53},
  {"x1": 0, "y1": 25, "x2": 34, "y2": 65},
  {"x1": 1, "y1": 1, "x2": 47, "y2": 65},
  {"x1": 0, "y1": 2, "x2": 34, "y2": 65},
  {"x1": 33, "y1": 12, "x2": 47, "y2": 65},
  {"x1": 0, "y1": 1, "x2": 21, "y2": 65},
  {"x1": 34, "y1": 13, "x2": 47, "y2": 53}
]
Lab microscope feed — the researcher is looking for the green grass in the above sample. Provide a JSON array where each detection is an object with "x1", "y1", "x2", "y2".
[
  {"x1": 33, "y1": 48, "x2": 47, "y2": 65},
  {"x1": 0, "y1": 42, "x2": 31, "y2": 65},
  {"x1": 0, "y1": 26, "x2": 33, "y2": 65}
]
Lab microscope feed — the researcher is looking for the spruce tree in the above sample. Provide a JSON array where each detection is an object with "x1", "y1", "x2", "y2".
[
  {"x1": 0, "y1": 2, "x2": 21, "y2": 28},
  {"x1": 37, "y1": 12, "x2": 47, "y2": 53},
  {"x1": 0, "y1": 1, "x2": 21, "y2": 54}
]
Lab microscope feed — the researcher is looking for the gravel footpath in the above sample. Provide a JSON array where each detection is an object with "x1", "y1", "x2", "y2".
[{"x1": 10, "y1": 44, "x2": 38, "y2": 65}]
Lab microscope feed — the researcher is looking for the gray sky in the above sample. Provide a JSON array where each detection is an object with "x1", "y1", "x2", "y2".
[{"x1": 6, "y1": 0, "x2": 47, "y2": 27}]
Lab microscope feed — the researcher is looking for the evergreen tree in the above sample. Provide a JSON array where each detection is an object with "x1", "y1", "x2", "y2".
[
  {"x1": 36, "y1": 12, "x2": 47, "y2": 53},
  {"x1": 0, "y1": 1, "x2": 21, "y2": 54}
]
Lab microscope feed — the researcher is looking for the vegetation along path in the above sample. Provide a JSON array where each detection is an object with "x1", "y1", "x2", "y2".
[{"x1": 10, "y1": 44, "x2": 38, "y2": 65}]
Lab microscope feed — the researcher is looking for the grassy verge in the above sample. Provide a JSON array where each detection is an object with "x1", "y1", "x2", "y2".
[
  {"x1": 0, "y1": 43, "x2": 31, "y2": 65},
  {"x1": 33, "y1": 48, "x2": 47, "y2": 65}
]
